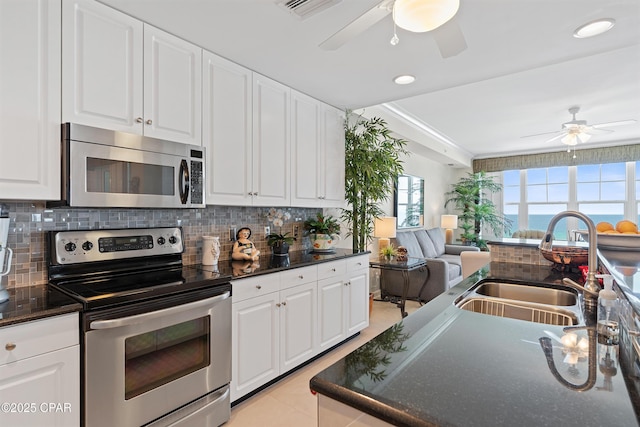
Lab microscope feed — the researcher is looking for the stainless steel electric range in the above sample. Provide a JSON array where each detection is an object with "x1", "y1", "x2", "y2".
[{"x1": 47, "y1": 227, "x2": 232, "y2": 427}]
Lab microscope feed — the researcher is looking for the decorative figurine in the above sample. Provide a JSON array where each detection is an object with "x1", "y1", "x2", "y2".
[
  {"x1": 396, "y1": 245, "x2": 408, "y2": 261},
  {"x1": 232, "y1": 227, "x2": 260, "y2": 261}
]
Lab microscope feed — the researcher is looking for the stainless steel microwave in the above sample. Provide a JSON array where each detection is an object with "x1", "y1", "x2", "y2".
[{"x1": 53, "y1": 123, "x2": 205, "y2": 208}]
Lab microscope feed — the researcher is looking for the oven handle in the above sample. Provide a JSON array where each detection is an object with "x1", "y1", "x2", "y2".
[{"x1": 89, "y1": 290, "x2": 230, "y2": 330}]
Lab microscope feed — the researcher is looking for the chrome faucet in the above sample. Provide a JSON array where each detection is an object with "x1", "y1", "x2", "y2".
[{"x1": 540, "y1": 210, "x2": 600, "y2": 311}]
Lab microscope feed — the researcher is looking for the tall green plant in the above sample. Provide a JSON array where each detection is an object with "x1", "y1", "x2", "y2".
[
  {"x1": 444, "y1": 171, "x2": 512, "y2": 249},
  {"x1": 342, "y1": 113, "x2": 407, "y2": 251}
]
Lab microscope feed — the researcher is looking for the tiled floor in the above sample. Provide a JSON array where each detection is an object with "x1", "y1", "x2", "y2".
[{"x1": 227, "y1": 299, "x2": 423, "y2": 426}]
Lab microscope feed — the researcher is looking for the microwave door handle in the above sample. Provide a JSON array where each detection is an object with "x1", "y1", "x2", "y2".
[
  {"x1": 179, "y1": 159, "x2": 189, "y2": 205},
  {"x1": 90, "y1": 290, "x2": 230, "y2": 330}
]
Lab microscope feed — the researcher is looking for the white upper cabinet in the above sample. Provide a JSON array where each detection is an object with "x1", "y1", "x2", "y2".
[
  {"x1": 321, "y1": 104, "x2": 346, "y2": 206},
  {"x1": 291, "y1": 91, "x2": 345, "y2": 207},
  {"x1": 62, "y1": 0, "x2": 143, "y2": 133},
  {"x1": 63, "y1": 0, "x2": 202, "y2": 145},
  {"x1": 252, "y1": 73, "x2": 291, "y2": 206},
  {"x1": 203, "y1": 51, "x2": 253, "y2": 205},
  {"x1": 143, "y1": 25, "x2": 202, "y2": 144},
  {"x1": 0, "y1": 0, "x2": 61, "y2": 200},
  {"x1": 203, "y1": 61, "x2": 290, "y2": 206}
]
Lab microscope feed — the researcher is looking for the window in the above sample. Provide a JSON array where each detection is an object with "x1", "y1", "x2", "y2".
[
  {"x1": 502, "y1": 161, "x2": 637, "y2": 240},
  {"x1": 503, "y1": 170, "x2": 520, "y2": 235},
  {"x1": 394, "y1": 174, "x2": 424, "y2": 229}
]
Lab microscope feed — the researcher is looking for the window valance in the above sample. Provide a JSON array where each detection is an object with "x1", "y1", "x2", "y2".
[{"x1": 473, "y1": 143, "x2": 640, "y2": 173}]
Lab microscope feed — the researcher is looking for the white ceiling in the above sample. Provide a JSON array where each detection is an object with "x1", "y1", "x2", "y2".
[{"x1": 99, "y1": 0, "x2": 640, "y2": 164}]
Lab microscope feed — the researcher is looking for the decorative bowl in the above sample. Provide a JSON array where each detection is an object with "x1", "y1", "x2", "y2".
[{"x1": 540, "y1": 246, "x2": 589, "y2": 266}]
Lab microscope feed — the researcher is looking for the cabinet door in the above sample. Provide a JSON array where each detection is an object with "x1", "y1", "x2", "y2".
[
  {"x1": 252, "y1": 73, "x2": 290, "y2": 206},
  {"x1": 203, "y1": 51, "x2": 253, "y2": 205},
  {"x1": 0, "y1": 346, "x2": 80, "y2": 427},
  {"x1": 231, "y1": 293, "x2": 279, "y2": 402},
  {"x1": 318, "y1": 277, "x2": 346, "y2": 352},
  {"x1": 0, "y1": 0, "x2": 60, "y2": 200},
  {"x1": 62, "y1": 0, "x2": 143, "y2": 133},
  {"x1": 291, "y1": 90, "x2": 321, "y2": 207},
  {"x1": 346, "y1": 269, "x2": 369, "y2": 335},
  {"x1": 143, "y1": 25, "x2": 202, "y2": 145},
  {"x1": 280, "y1": 282, "x2": 317, "y2": 372},
  {"x1": 321, "y1": 105, "x2": 346, "y2": 206}
]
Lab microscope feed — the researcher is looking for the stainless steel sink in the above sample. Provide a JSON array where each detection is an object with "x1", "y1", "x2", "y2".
[
  {"x1": 474, "y1": 281, "x2": 577, "y2": 306},
  {"x1": 455, "y1": 280, "x2": 583, "y2": 326}
]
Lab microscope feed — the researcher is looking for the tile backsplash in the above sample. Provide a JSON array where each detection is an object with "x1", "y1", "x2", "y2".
[{"x1": 1, "y1": 201, "x2": 320, "y2": 289}]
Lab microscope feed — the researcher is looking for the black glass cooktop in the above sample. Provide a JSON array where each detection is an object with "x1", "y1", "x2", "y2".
[{"x1": 49, "y1": 265, "x2": 231, "y2": 310}]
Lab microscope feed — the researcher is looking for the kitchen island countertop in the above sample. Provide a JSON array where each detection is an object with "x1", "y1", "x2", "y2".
[{"x1": 310, "y1": 261, "x2": 640, "y2": 426}]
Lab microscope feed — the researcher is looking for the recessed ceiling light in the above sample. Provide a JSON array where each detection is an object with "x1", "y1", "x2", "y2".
[
  {"x1": 394, "y1": 75, "x2": 416, "y2": 85},
  {"x1": 573, "y1": 18, "x2": 615, "y2": 38}
]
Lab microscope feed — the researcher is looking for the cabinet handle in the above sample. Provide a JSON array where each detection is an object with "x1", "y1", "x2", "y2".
[
  {"x1": 356, "y1": 262, "x2": 362, "y2": 266},
  {"x1": 256, "y1": 285, "x2": 262, "y2": 290},
  {"x1": 5, "y1": 343, "x2": 16, "y2": 351},
  {"x1": 253, "y1": 192, "x2": 258, "y2": 196},
  {"x1": 331, "y1": 268, "x2": 336, "y2": 272},
  {"x1": 276, "y1": 303, "x2": 281, "y2": 307},
  {"x1": 145, "y1": 119, "x2": 152, "y2": 125},
  {"x1": 135, "y1": 117, "x2": 143, "y2": 123},
  {"x1": 298, "y1": 275, "x2": 304, "y2": 279},
  {"x1": 282, "y1": 301, "x2": 287, "y2": 306}
]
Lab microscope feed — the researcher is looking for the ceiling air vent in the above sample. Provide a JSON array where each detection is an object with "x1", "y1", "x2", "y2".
[{"x1": 277, "y1": 0, "x2": 342, "y2": 20}]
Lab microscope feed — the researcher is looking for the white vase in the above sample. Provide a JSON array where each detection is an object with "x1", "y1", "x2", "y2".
[{"x1": 202, "y1": 236, "x2": 220, "y2": 265}]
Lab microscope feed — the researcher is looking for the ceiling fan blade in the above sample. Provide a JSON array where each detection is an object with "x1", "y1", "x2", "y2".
[
  {"x1": 520, "y1": 130, "x2": 562, "y2": 139},
  {"x1": 592, "y1": 119, "x2": 637, "y2": 129},
  {"x1": 319, "y1": 0, "x2": 392, "y2": 50},
  {"x1": 545, "y1": 133, "x2": 566, "y2": 143},
  {"x1": 431, "y1": 18, "x2": 467, "y2": 58}
]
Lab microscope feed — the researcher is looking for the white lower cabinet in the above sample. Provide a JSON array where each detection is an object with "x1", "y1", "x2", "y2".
[
  {"x1": 0, "y1": 313, "x2": 80, "y2": 427},
  {"x1": 319, "y1": 256, "x2": 369, "y2": 352},
  {"x1": 231, "y1": 256, "x2": 368, "y2": 402}
]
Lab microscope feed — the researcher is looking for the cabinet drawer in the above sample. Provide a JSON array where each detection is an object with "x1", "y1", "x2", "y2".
[
  {"x1": 232, "y1": 274, "x2": 280, "y2": 303},
  {"x1": 317, "y1": 260, "x2": 346, "y2": 279},
  {"x1": 1, "y1": 313, "x2": 79, "y2": 365},
  {"x1": 280, "y1": 266, "x2": 317, "y2": 290},
  {"x1": 346, "y1": 255, "x2": 368, "y2": 272}
]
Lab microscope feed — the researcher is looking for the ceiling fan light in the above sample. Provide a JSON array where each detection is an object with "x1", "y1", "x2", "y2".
[
  {"x1": 561, "y1": 133, "x2": 578, "y2": 146},
  {"x1": 394, "y1": 0, "x2": 460, "y2": 33},
  {"x1": 577, "y1": 132, "x2": 592, "y2": 143},
  {"x1": 573, "y1": 18, "x2": 615, "y2": 38}
]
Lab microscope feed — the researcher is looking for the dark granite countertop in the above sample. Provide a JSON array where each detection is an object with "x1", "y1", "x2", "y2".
[
  {"x1": 0, "y1": 285, "x2": 82, "y2": 328},
  {"x1": 310, "y1": 261, "x2": 640, "y2": 426},
  {"x1": 196, "y1": 249, "x2": 370, "y2": 279}
]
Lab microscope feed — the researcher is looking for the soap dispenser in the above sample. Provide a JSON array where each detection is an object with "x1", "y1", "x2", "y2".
[{"x1": 595, "y1": 274, "x2": 619, "y2": 340}]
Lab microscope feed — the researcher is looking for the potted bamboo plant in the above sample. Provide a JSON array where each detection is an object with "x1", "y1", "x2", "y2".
[{"x1": 342, "y1": 112, "x2": 407, "y2": 251}]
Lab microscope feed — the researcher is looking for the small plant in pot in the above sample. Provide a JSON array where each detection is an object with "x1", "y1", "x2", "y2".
[
  {"x1": 266, "y1": 208, "x2": 295, "y2": 256},
  {"x1": 304, "y1": 213, "x2": 341, "y2": 253},
  {"x1": 267, "y1": 232, "x2": 295, "y2": 256},
  {"x1": 379, "y1": 244, "x2": 397, "y2": 261}
]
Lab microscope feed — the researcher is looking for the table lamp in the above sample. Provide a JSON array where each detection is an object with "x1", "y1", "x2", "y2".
[
  {"x1": 374, "y1": 217, "x2": 397, "y2": 251},
  {"x1": 440, "y1": 214, "x2": 458, "y2": 245}
]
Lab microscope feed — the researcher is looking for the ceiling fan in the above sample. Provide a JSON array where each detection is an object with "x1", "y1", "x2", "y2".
[
  {"x1": 521, "y1": 106, "x2": 637, "y2": 147},
  {"x1": 319, "y1": 0, "x2": 467, "y2": 58}
]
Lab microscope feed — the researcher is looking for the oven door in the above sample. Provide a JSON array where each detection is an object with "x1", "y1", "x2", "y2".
[
  {"x1": 68, "y1": 139, "x2": 203, "y2": 208},
  {"x1": 84, "y1": 290, "x2": 230, "y2": 427}
]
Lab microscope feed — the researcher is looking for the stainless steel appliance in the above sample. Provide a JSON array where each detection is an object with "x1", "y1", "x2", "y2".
[
  {"x1": 53, "y1": 123, "x2": 205, "y2": 208},
  {"x1": 47, "y1": 227, "x2": 231, "y2": 427}
]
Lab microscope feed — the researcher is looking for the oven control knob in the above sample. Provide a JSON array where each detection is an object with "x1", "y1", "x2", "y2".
[
  {"x1": 168, "y1": 236, "x2": 178, "y2": 245},
  {"x1": 157, "y1": 236, "x2": 166, "y2": 245},
  {"x1": 82, "y1": 241, "x2": 93, "y2": 251},
  {"x1": 64, "y1": 242, "x2": 76, "y2": 252}
]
